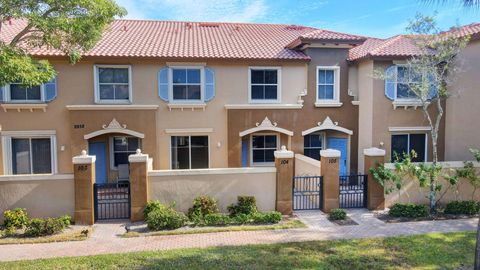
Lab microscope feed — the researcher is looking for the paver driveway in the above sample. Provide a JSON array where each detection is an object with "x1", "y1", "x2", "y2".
[{"x1": 0, "y1": 209, "x2": 476, "y2": 262}]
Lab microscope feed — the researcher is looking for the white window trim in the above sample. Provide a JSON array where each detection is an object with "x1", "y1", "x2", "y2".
[
  {"x1": 4, "y1": 83, "x2": 45, "y2": 103},
  {"x1": 315, "y1": 66, "x2": 342, "y2": 107},
  {"x1": 250, "y1": 133, "x2": 279, "y2": 167},
  {"x1": 391, "y1": 132, "x2": 428, "y2": 162},
  {"x1": 304, "y1": 132, "x2": 326, "y2": 157},
  {"x1": 109, "y1": 136, "x2": 141, "y2": 170},
  {"x1": 248, "y1": 67, "x2": 282, "y2": 104},
  {"x1": 169, "y1": 135, "x2": 210, "y2": 170},
  {"x1": 1, "y1": 131, "x2": 57, "y2": 175},
  {"x1": 94, "y1": 65, "x2": 133, "y2": 104},
  {"x1": 391, "y1": 65, "x2": 421, "y2": 102},
  {"x1": 168, "y1": 66, "x2": 205, "y2": 104}
]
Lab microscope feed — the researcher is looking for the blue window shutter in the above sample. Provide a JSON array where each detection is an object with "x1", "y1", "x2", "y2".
[
  {"x1": 158, "y1": 67, "x2": 169, "y2": 102},
  {"x1": 0, "y1": 86, "x2": 4, "y2": 102},
  {"x1": 385, "y1": 65, "x2": 396, "y2": 100},
  {"x1": 204, "y1": 67, "x2": 215, "y2": 102},
  {"x1": 44, "y1": 77, "x2": 57, "y2": 102}
]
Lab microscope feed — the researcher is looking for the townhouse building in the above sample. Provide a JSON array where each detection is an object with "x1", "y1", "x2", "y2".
[{"x1": 0, "y1": 19, "x2": 479, "y2": 184}]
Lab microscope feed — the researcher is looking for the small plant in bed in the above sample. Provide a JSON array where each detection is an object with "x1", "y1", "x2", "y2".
[
  {"x1": 146, "y1": 202, "x2": 187, "y2": 230},
  {"x1": 444, "y1": 200, "x2": 480, "y2": 216},
  {"x1": 328, "y1": 209, "x2": 358, "y2": 226},
  {"x1": 187, "y1": 196, "x2": 219, "y2": 225}
]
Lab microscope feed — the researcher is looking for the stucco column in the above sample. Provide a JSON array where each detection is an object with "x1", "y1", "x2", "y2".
[
  {"x1": 274, "y1": 145, "x2": 294, "y2": 215},
  {"x1": 129, "y1": 149, "x2": 150, "y2": 222},
  {"x1": 364, "y1": 147, "x2": 386, "y2": 210},
  {"x1": 72, "y1": 150, "x2": 96, "y2": 225},
  {"x1": 320, "y1": 149, "x2": 340, "y2": 213}
]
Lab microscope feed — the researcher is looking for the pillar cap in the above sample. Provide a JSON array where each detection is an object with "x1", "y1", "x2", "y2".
[
  {"x1": 363, "y1": 147, "x2": 386, "y2": 157},
  {"x1": 320, "y1": 149, "x2": 341, "y2": 158},
  {"x1": 72, "y1": 150, "x2": 96, "y2": 164},
  {"x1": 274, "y1": 145, "x2": 294, "y2": 159},
  {"x1": 129, "y1": 149, "x2": 149, "y2": 163}
]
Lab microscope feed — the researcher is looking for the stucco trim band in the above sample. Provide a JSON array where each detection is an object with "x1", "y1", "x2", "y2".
[
  {"x1": 0, "y1": 174, "x2": 74, "y2": 182},
  {"x1": 164, "y1": 128, "x2": 214, "y2": 134},
  {"x1": 149, "y1": 167, "x2": 276, "y2": 177},
  {"x1": 66, "y1": 105, "x2": 159, "y2": 111},
  {"x1": 225, "y1": 104, "x2": 303, "y2": 109},
  {"x1": 388, "y1": 126, "x2": 431, "y2": 132}
]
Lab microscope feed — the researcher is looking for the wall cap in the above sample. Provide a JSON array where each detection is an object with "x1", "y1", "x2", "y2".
[
  {"x1": 72, "y1": 150, "x2": 96, "y2": 164},
  {"x1": 129, "y1": 149, "x2": 149, "y2": 163},
  {"x1": 363, "y1": 147, "x2": 386, "y2": 157},
  {"x1": 274, "y1": 145, "x2": 294, "y2": 159},
  {"x1": 149, "y1": 167, "x2": 276, "y2": 176},
  {"x1": 320, "y1": 149, "x2": 341, "y2": 158}
]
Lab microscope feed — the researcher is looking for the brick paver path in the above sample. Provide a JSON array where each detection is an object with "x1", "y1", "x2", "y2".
[{"x1": 0, "y1": 209, "x2": 477, "y2": 262}]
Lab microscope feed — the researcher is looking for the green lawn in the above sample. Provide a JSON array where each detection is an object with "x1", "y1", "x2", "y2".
[{"x1": 0, "y1": 231, "x2": 475, "y2": 270}]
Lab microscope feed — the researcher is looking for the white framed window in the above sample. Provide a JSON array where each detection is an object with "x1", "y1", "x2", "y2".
[
  {"x1": 6, "y1": 83, "x2": 43, "y2": 103},
  {"x1": 391, "y1": 133, "x2": 427, "y2": 162},
  {"x1": 387, "y1": 65, "x2": 419, "y2": 100},
  {"x1": 170, "y1": 135, "x2": 209, "y2": 169},
  {"x1": 304, "y1": 133, "x2": 325, "y2": 161},
  {"x1": 169, "y1": 67, "x2": 204, "y2": 103},
  {"x1": 109, "y1": 136, "x2": 141, "y2": 170},
  {"x1": 1, "y1": 131, "x2": 57, "y2": 175},
  {"x1": 250, "y1": 133, "x2": 278, "y2": 166},
  {"x1": 315, "y1": 66, "x2": 341, "y2": 107},
  {"x1": 94, "y1": 65, "x2": 132, "y2": 104},
  {"x1": 248, "y1": 67, "x2": 281, "y2": 103}
]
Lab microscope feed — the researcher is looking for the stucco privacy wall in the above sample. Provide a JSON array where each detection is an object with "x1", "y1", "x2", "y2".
[
  {"x1": 445, "y1": 40, "x2": 480, "y2": 161},
  {"x1": 0, "y1": 175, "x2": 74, "y2": 223},
  {"x1": 384, "y1": 161, "x2": 480, "y2": 207},
  {"x1": 148, "y1": 167, "x2": 276, "y2": 213},
  {"x1": 295, "y1": 154, "x2": 320, "y2": 176}
]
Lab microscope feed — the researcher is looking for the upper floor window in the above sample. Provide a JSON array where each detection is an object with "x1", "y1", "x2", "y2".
[
  {"x1": 94, "y1": 65, "x2": 132, "y2": 104},
  {"x1": 384, "y1": 65, "x2": 438, "y2": 103},
  {"x1": 171, "y1": 68, "x2": 202, "y2": 101},
  {"x1": 316, "y1": 66, "x2": 341, "y2": 106},
  {"x1": 249, "y1": 67, "x2": 281, "y2": 103},
  {"x1": 1, "y1": 78, "x2": 57, "y2": 104}
]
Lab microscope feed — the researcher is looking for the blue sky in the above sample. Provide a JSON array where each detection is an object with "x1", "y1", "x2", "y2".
[{"x1": 116, "y1": 0, "x2": 479, "y2": 38}]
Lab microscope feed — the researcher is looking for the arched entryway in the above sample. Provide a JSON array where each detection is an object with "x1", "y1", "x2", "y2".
[
  {"x1": 238, "y1": 117, "x2": 293, "y2": 167},
  {"x1": 84, "y1": 118, "x2": 144, "y2": 184},
  {"x1": 302, "y1": 116, "x2": 353, "y2": 175}
]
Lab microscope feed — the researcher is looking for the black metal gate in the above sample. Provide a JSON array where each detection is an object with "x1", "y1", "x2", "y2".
[
  {"x1": 293, "y1": 176, "x2": 323, "y2": 210},
  {"x1": 339, "y1": 174, "x2": 367, "y2": 208},
  {"x1": 94, "y1": 182, "x2": 130, "y2": 221}
]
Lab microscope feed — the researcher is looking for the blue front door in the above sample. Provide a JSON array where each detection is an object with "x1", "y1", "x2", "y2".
[
  {"x1": 88, "y1": 142, "x2": 107, "y2": 184},
  {"x1": 328, "y1": 137, "x2": 348, "y2": 175}
]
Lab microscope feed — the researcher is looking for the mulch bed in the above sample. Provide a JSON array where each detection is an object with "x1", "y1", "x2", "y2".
[
  {"x1": 376, "y1": 212, "x2": 478, "y2": 223},
  {"x1": 329, "y1": 216, "x2": 358, "y2": 226}
]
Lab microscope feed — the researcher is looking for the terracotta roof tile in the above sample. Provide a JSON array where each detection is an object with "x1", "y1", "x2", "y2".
[
  {"x1": 348, "y1": 35, "x2": 424, "y2": 61},
  {"x1": 1, "y1": 19, "x2": 319, "y2": 60}
]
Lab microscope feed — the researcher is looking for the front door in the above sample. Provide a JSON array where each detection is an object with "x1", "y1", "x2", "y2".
[
  {"x1": 328, "y1": 137, "x2": 348, "y2": 175},
  {"x1": 88, "y1": 142, "x2": 108, "y2": 184}
]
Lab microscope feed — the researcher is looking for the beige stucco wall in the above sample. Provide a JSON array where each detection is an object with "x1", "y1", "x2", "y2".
[
  {"x1": 357, "y1": 60, "x2": 374, "y2": 172},
  {"x1": 384, "y1": 162, "x2": 480, "y2": 207},
  {"x1": 0, "y1": 175, "x2": 74, "y2": 222},
  {"x1": 0, "y1": 58, "x2": 307, "y2": 175},
  {"x1": 148, "y1": 167, "x2": 276, "y2": 213},
  {"x1": 445, "y1": 40, "x2": 480, "y2": 161},
  {"x1": 295, "y1": 154, "x2": 320, "y2": 176}
]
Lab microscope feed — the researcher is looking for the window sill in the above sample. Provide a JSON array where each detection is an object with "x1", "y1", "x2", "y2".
[
  {"x1": 167, "y1": 103, "x2": 207, "y2": 111},
  {"x1": 351, "y1": 101, "x2": 360, "y2": 106},
  {"x1": 392, "y1": 100, "x2": 427, "y2": 110},
  {"x1": 314, "y1": 101, "x2": 343, "y2": 108},
  {"x1": 1, "y1": 103, "x2": 48, "y2": 112},
  {"x1": 224, "y1": 104, "x2": 303, "y2": 109},
  {"x1": 66, "y1": 105, "x2": 159, "y2": 111}
]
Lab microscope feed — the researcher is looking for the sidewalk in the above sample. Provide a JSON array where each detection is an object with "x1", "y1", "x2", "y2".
[{"x1": 0, "y1": 209, "x2": 476, "y2": 262}]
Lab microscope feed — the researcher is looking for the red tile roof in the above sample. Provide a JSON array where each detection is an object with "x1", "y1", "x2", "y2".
[
  {"x1": 1, "y1": 19, "x2": 322, "y2": 60},
  {"x1": 287, "y1": 29, "x2": 368, "y2": 49},
  {"x1": 440, "y1": 22, "x2": 480, "y2": 40}
]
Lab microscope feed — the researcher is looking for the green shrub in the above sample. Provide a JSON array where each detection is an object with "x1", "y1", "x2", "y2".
[
  {"x1": 24, "y1": 217, "x2": 66, "y2": 237},
  {"x1": 252, "y1": 211, "x2": 282, "y2": 224},
  {"x1": 3, "y1": 208, "x2": 28, "y2": 229},
  {"x1": 187, "y1": 196, "x2": 219, "y2": 223},
  {"x1": 445, "y1": 201, "x2": 480, "y2": 216},
  {"x1": 59, "y1": 215, "x2": 72, "y2": 226},
  {"x1": 231, "y1": 213, "x2": 251, "y2": 224},
  {"x1": 144, "y1": 200, "x2": 165, "y2": 219},
  {"x1": 203, "y1": 213, "x2": 231, "y2": 226},
  {"x1": 227, "y1": 196, "x2": 257, "y2": 217},
  {"x1": 146, "y1": 203, "x2": 187, "y2": 230},
  {"x1": 389, "y1": 203, "x2": 429, "y2": 218},
  {"x1": 329, "y1": 209, "x2": 347, "y2": 220}
]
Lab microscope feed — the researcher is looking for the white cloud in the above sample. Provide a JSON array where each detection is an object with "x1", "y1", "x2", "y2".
[{"x1": 115, "y1": 0, "x2": 268, "y2": 22}]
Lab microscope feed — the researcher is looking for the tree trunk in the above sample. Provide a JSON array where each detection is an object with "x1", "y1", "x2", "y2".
[
  {"x1": 475, "y1": 218, "x2": 480, "y2": 270},
  {"x1": 430, "y1": 132, "x2": 438, "y2": 213}
]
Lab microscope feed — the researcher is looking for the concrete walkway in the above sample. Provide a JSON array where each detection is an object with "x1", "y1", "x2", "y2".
[{"x1": 0, "y1": 209, "x2": 477, "y2": 262}]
